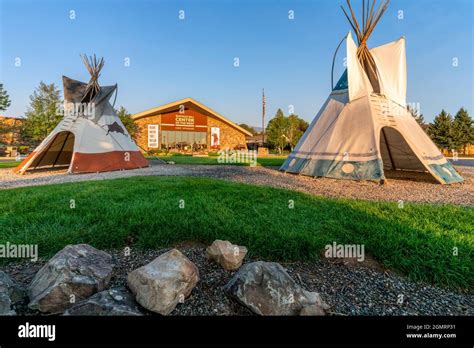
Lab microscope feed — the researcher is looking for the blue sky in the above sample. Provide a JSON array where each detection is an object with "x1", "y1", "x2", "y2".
[{"x1": 0, "y1": 0, "x2": 472, "y2": 126}]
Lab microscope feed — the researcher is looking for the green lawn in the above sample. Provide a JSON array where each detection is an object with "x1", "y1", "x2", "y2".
[
  {"x1": 151, "y1": 154, "x2": 286, "y2": 167},
  {"x1": 0, "y1": 177, "x2": 472, "y2": 289},
  {"x1": 0, "y1": 161, "x2": 20, "y2": 168}
]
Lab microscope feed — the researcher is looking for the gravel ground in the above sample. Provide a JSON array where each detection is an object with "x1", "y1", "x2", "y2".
[
  {"x1": 3, "y1": 244, "x2": 472, "y2": 316},
  {"x1": 1, "y1": 161, "x2": 473, "y2": 205}
]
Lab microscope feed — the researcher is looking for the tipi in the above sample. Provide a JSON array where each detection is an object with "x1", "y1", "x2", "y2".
[
  {"x1": 281, "y1": 0, "x2": 463, "y2": 184},
  {"x1": 15, "y1": 55, "x2": 149, "y2": 174}
]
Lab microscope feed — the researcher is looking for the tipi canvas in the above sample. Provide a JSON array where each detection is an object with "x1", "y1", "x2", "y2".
[
  {"x1": 280, "y1": 0, "x2": 463, "y2": 184},
  {"x1": 16, "y1": 55, "x2": 148, "y2": 174}
]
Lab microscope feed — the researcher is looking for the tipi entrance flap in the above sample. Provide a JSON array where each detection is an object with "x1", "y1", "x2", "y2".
[
  {"x1": 347, "y1": 32, "x2": 373, "y2": 101},
  {"x1": 62, "y1": 76, "x2": 88, "y2": 103},
  {"x1": 370, "y1": 38, "x2": 407, "y2": 106}
]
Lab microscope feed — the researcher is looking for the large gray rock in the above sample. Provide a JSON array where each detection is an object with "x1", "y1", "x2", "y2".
[
  {"x1": 127, "y1": 249, "x2": 199, "y2": 315},
  {"x1": 64, "y1": 287, "x2": 143, "y2": 316},
  {"x1": 28, "y1": 244, "x2": 113, "y2": 314},
  {"x1": 224, "y1": 261, "x2": 328, "y2": 316},
  {"x1": 0, "y1": 292, "x2": 15, "y2": 315},
  {"x1": 0, "y1": 271, "x2": 25, "y2": 303},
  {"x1": 300, "y1": 301, "x2": 329, "y2": 316},
  {"x1": 206, "y1": 240, "x2": 247, "y2": 270},
  {"x1": 0, "y1": 271, "x2": 25, "y2": 315}
]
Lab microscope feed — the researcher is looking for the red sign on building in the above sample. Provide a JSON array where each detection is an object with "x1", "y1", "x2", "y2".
[{"x1": 161, "y1": 108, "x2": 207, "y2": 131}]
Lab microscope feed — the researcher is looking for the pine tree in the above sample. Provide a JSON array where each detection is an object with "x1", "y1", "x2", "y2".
[
  {"x1": 22, "y1": 82, "x2": 63, "y2": 144},
  {"x1": 428, "y1": 110, "x2": 454, "y2": 150},
  {"x1": 0, "y1": 84, "x2": 11, "y2": 112},
  {"x1": 452, "y1": 108, "x2": 474, "y2": 151},
  {"x1": 407, "y1": 105, "x2": 427, "y2": 130}
]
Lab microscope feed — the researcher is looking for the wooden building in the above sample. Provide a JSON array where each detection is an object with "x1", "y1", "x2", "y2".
[{"x1": 132, "y1": 98, "x2": 252, "y2": 153}]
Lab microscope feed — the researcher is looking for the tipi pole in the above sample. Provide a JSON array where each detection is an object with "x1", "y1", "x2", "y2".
[
  {"x1": 262, "y1": 88, "x2": 265, "y2": 145},
  {"x1": 331, "y1": 35, "x2": 347, "y2": 90}
]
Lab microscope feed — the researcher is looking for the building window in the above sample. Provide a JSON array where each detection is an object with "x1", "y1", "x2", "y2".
[
  {"x1": 161, "y1": 130, "x2": 207, "y2": 152},
  {"x1": 148, "y1": 125, "x2": 159, "y2": 148}
]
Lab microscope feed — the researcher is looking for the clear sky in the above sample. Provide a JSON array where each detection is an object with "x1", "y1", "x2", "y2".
[{"x1": 0, "y1": 0, "x2": 472, "y2": 126}]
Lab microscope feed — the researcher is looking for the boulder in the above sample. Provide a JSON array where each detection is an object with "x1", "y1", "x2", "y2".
[
  {"x1": 0, "y1": 292, "x2": 15, "y2": 315},
  {"x1": 127, "y1": 249, "x2": 199, "y2": 315},
  {"x1": 64, "y1": 287, "x2": 143, "y2": 316},
  {"x1": 300, "y1": 297, "x2": 330, "y2": 316},
  {"x1": 0, "y1": 271, "x2": 25, "y2": 315},
  {"x1": 224, "y1": 261, "x2": 327, "y2": 316},
  {"x1": 0, "y1": 271, "x2": 25, "y2": 303},
  {"x1": 206, "y1": 240, "x2": 247, "y2": 271},
  {"x1": 28, "y1": 244, "x2": 113, "y2": 314}
]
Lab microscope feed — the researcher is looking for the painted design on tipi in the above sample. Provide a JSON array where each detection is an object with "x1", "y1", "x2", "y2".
[{"x1": 105, "y1": 121, "x2": 126, "y2": 136}]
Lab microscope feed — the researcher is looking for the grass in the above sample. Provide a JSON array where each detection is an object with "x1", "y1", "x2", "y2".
[
  {"x1": 150, "y1": 154, "x2": 287, "y2": 167},
  {"x1": 0, "y1": 176, "x2": 472, "y2": 289},
  {"x1": 0, "y1": 161, "x2": 20, "y2": 168}
]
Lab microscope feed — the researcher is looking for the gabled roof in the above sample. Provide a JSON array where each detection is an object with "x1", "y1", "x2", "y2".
[{"x1": 132, "y1": 98, "x2": 253, "y2": 136}]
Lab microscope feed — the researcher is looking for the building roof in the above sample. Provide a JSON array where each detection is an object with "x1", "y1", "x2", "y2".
[
  {"x1": 132, "y1": 98, "x2": 253, "y2": 136},
  {"x1": 246, "y1": 135, "x2": 265, "y2": 142}
]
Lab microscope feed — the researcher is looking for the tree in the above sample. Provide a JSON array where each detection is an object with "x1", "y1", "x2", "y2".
[
  {"x1": 267, "y1": 109, "x2": 309, "y2": 153},
  {"x1": 0, "y1": 118, "x2": 11, "y2": 136},
  {"x1": 284, "y1": 114, "x2": 308, "y2": 151},
  {"x1": 428, "y1": 110, "x2": 454, "y2": 150},
  {"x1": 116, "y1": 106, "x2": 140, "y2": 140},
  {"x1": 452, "y1": 108, "x2": 474, "y2": 150},
  {"x1": 408, "y1": 105, "x2": 427, "y2": 131},
  {"x1": 22, "y1": 82, "x2": 63, "y2": 144},
  {"x1": 238, "y1": 123, "x2": 255, "y2": 135},
  {"x1": 266, "y1": 109, "x2": 288, "y2": 154},
  {"x1": 0, "y1": 84, "x2": 11, "y2": 112},
  {"x1": 0, "y1": 118, "x2": 12, "y2": 145}
]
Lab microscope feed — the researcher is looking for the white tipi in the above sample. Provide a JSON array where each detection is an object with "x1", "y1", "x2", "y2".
[
  {"x1": 281, "y1": 0, "x2": 463, "y2": 184},
  {"x1": 16, "y1": 55, "x2": 148, "y2": 174}
]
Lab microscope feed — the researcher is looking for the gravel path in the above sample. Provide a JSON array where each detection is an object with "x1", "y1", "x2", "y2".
[
  {"x1": 4, "y1": 245, "x2": 472, "y2": 316},
  {"x1": 1, "y1": 161, "x2": 473, "y2": 205}
]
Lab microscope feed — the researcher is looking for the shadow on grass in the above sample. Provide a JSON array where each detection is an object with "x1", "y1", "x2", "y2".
[{"x1": 0, "y1": 176, "x2": 472, "y2": 289}]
